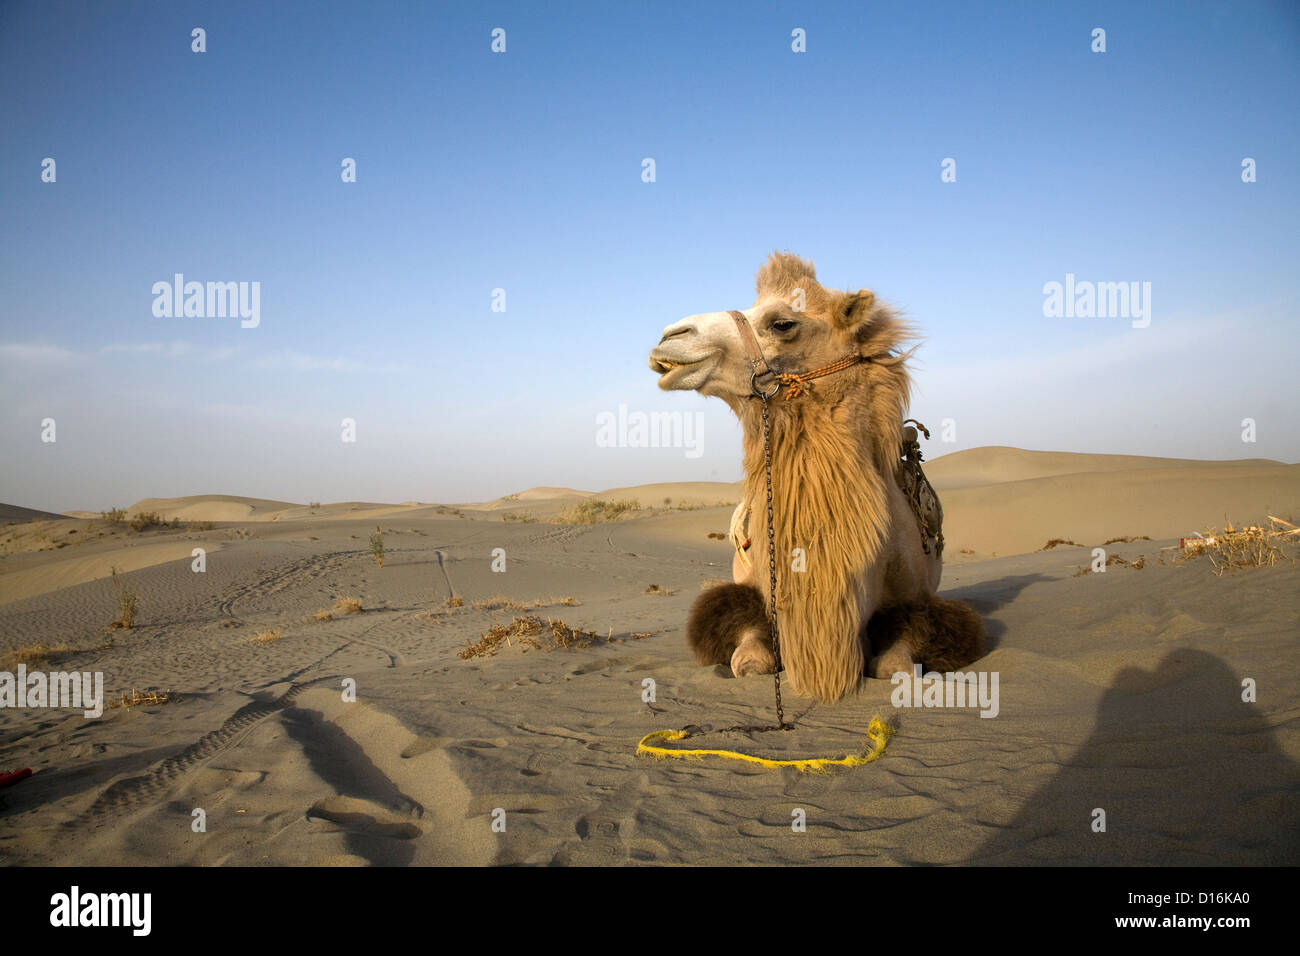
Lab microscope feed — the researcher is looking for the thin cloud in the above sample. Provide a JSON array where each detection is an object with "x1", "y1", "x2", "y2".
[{"x1": 0, "y1": 342, "x2": 83, "y2": 364}]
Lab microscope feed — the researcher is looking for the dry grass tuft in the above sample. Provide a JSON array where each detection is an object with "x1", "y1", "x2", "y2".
[
  {"x1": 108, "y1": 688, "x2": 175, "y2": 710},
  {"x1": 1, "y1": 644, "x2": 70, "y2": 670},
  {"x1": 1041, "y1": 538, "x2": 1080, "y2": 550},
  {"x1": 1073, "y1": 554, "x2": 1130, "y2": 577},
  {"x1": 644, "y1": 583, "x2": 674, "y2": 596},
  {"x1": 458, "y1": 616, "x2": 613, "y2": 660},
  {"x1": 1177, "y1": 519, "x2": 1298, "y2": 575},
  {"x1": 444, "y1": 595, "x2": 464, "y2": 608},
  {"x1": 251, "y1": 628, "x2": 283, "y2": 645},
  {"x1": 333, "y1": 597, "x2": 363, "y2": 615},
  {"x1": 707, "y1": 532, "x2": 728, "y2": 540},
  {"x1": 109, "y1": 566, "x2": 138, "y2": 629}
]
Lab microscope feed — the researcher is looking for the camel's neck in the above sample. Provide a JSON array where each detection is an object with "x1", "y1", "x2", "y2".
[{"x1": 739, "y1": 394, "x2": 897, "y2": 569}]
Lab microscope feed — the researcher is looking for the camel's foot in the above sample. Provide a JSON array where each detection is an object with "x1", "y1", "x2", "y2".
[
  {"x1": 869, "y1": 644, "x2": 914, "y2": 680},
  {"x1": 867, "y1": 598, "x2": 985, "y2": 677},
  {"x1": 730, "y1": 631, "x2": 776, "y2": 678},
  {"x1": 687, "y1": 583, "x2": 768, "y2": 666}
]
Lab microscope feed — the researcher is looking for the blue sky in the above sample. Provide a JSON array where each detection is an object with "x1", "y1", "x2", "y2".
[{"x1": 2, "y1": 0, "x2": 1297, "y2": 511}]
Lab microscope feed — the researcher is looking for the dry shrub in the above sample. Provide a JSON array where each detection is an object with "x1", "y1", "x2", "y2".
[
  {"x1": 333, "y1": 597, "x2": 363, "y2": 615},
  {"x1": 109, "y1": 566, "x2": 138, "y2": 629},
  {"x1": 458, "y1": 616, "x2": 606, "y2": 660},
  {"x1": 644, "y1": 584, "x2": 674, "y2": 595},
  {"x1": 707, "y1": 532, "x2": 727, "y2": 540},
  {"x1": 252, "y1": 628, "x2": 283, "y2": 645},
  {"x1": 1179, "y1": 521, "x2": 1298, "y2": 575},
  {"x1": 313, "y1": 609, "x2": 334, "y2": 622},
  {"x1": 444, "y1": 595, "x2": 464, "y2": 608},
  {"x1": 129, "y1": 511, "x2": 166, "y2": 532},
  {"x1": 188, "y1": 520, "x2": 216, "y2": 531},
  {"x1": 1102, "y1": 535, "x2": 1151, "y2": 545},
  {"x1": 108, "y1": 689, "x2": 174, "y2": 710},
  {"x1": 555, "y1": 499, "x2": 640, "y2": 525},
  {"x1": 1041, "y1": 538, "x2": 1080, "y2": 550},
  {"x1": 1073, "y1": 554, "x2": 1130, "y2": 577}
]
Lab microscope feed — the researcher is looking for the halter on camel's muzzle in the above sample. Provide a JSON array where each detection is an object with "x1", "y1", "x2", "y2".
[{"x1": 728, "y1": 310, "x2": 865, "y2": 399}]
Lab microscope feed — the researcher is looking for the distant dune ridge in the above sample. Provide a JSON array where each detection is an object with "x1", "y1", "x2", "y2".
[
  {"x1": 0, "y1": 503, "x2": 70, "y2": 523},
  {"x1": 924, "y1": 446, "x2": 1298, "y2": 557},
  {"x1": 1, "y1": 447, "x2": 1295, "y2": 606}
]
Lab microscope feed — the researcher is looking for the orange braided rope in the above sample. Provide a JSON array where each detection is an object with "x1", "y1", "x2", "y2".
[{"x1": 776, "y1": 354, "x2": 862, "y2": 398}]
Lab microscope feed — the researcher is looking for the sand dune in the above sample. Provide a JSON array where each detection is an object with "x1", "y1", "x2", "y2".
[
  {"x1": 127, "y1": 494, "x2": 302, "y2": 522},
  {"x1": 926, "y1": 445, "x2": 1285, "y2": 489},
  {"x1": 0, "y1": 503, "x2": 71, "y2": 523},
  {"x1": 935, "y1": 457, "x2": 1299, "y2": 557},
  {"x1": 1, "y1": 446, "x2": 1296, "y2": 866},
  {"x1": 0, "y1": 541, "x2": 222, "y2": 605}
]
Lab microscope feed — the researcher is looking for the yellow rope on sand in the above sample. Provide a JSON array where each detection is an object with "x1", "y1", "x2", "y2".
[{"x1": 636, "y1": 717, "x2": 895, "y2": 773}]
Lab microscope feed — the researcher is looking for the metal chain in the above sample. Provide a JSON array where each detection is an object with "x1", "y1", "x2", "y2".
[
  {"x1": 761, "y1": 394, "x2": 790, "y2": 731},
  {"x1": 713, "y1": 393, "x2": 791, "y2": 736}
]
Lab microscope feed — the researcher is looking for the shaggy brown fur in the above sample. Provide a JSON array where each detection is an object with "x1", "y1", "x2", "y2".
[
  {"x1": 687, "y1": 583, "x2": 769, "y2": 666},
  {"x1": 867, "y1": 598, "x2": 986, "y2": 673}
]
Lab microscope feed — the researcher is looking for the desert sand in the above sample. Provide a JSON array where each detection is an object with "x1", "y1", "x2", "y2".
[{"x1": 0, "y1": 446, "x2": 1297, "y2": 865}]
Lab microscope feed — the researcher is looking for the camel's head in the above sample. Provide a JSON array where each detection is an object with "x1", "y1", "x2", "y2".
[{"x1": 649, "y1": 252, "x2": 901, "y2": 405}]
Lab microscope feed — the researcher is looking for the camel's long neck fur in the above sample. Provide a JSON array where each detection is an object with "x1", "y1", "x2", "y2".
[{"x1": 739, "y1": 360, "x2": 907, "y2": 701}]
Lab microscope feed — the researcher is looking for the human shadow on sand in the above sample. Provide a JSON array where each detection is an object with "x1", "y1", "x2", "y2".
[{"x1": 966, "y1": 648, "x2": 1300, "y2": 865}]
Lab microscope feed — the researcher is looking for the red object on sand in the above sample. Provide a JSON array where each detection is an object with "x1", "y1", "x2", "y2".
[{"x1": 0, "y1": 769, "x2": 33, "y2": 789}]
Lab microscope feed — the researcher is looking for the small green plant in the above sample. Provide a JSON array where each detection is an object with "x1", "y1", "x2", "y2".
[
  {"x1": 370, "y1": 526, "x2": 384, "y2": 567},
  {"x1": 109, "y1": 566, "x2": 138, "y2": 629}
]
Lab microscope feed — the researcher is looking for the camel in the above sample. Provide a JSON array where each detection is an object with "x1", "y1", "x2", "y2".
[{"x1": 647, "y1": 252, "x2": 983, "y2": 703}]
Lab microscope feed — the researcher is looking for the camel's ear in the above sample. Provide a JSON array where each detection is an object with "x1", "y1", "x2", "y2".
[{"x1": 832, "y1": 289, "x2": 876, "y2": 331}]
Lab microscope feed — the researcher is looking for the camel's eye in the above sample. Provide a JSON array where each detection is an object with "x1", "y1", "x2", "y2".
[{"x1": 771, "y1": 318, "x2": 798, "y2": 333}]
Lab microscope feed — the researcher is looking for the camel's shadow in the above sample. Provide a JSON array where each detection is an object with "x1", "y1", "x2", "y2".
[
  {"x1": 965, "y1": 648, "x2": 1300, "y2": 865},
  {"x1": 940, "y1": 572, "x2": 1051, "y2": 652}
]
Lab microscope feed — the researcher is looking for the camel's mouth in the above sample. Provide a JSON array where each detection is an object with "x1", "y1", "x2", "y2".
[{"x1": 648, "y1": 350, "x2": 715, "y2": 389}]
